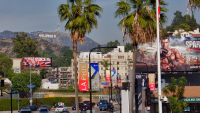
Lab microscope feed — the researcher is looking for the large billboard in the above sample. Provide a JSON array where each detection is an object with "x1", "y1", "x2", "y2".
[
  {"x1": 136, "y1": 37, "x2": 200, "y2": 72},
  {"x1": 22, "y1": 57, "x2": 52, "y2": 68},
  {"x1": 79, "y1": 63, "x2": 89, "y2": 91}
]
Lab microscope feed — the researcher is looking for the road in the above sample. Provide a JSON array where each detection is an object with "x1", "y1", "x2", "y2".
[{"x1": 0, "y1": 105, "x2": 121, "y2": 113}]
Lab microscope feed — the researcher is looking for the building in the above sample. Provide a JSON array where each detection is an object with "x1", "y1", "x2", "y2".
[
  {"x1": 167, "y1": 28, "x2": 200, "y2": 38},
  {"x1": 71, "y1": 46, "x2": 134, "y2": 88},
  {"x1": 45, "y1": 67, "x2": 73, "y2": 89}
]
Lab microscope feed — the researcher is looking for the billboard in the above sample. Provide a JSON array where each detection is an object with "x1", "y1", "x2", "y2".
[
  {"x1": 79, "y1": 63, "x2": 89, "y2": 91},
  {"x1": 148, "y1": 74, "x2": 155, "y2": 91},
  {"x1": 90, "y1": 63, "x2": 99, "y2": 91},
  {"x1": 106, "y1": 70, "x2": 110, "y2": 82},
  {"x1": 136, "y1": 37, "x2": 200, "y2": 72},
  {"x1": 22, "y1": 57, "x2": 52, "y2": 68}
]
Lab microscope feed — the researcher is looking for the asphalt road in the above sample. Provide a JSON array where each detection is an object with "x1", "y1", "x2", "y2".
[{"x1": 0, "y1": 105, "x2": 121, "y2": 113}]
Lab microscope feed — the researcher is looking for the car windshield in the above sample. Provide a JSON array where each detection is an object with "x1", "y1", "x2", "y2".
[
  {"x1": 57, "y1": 106, "x2": 64, "y2": 108},
  {"x1": 83, "y1": 101, "x2": 89, "y2": 103},
  {"x1": 40, "y1": 109, "x2": 48, "y2": 111},
  {"x1": 41, "y1": 105, "x2": 47, "y2": 107}
]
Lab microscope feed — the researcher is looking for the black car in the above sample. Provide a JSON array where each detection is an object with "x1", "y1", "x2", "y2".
[
  {"x1": 19, "y1": 107, "x2": 31, "y2": 113},
  {"x1": 39, "y1": 105, "x2": 51, "y2": 111},
  {"x1": 80, "y1": 105, "x2": 90, "y2": 111},
  {"x1": 72, "y1": 103, "x2": 83, "y2": 110},
  {"x1": 60, "y1": 109, "x2": 70, "y2": 113},
  {"x1": 27, "y1": 105, "x2": 39, "y2": 111}
]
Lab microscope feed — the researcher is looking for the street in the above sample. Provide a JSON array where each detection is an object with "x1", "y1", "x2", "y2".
[{"x1": 0, "y1": 105, "x2": 121, "y2": 113}]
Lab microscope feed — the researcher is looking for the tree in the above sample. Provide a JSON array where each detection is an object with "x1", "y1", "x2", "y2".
[
  {"x1": 163, "y1": 77, "x2": 188, "y2": 113},
  {"x1": 171, "y1": 11, "x2": 184, "y2": 31},
  {"x1": 125, "y1": 43, "x2": 133, "y2": 52},
  {"x1": 0, "y1": 53, "x2": 13, "y2": 77},
  {"x1": 100, "y1": 60, "x2": 111, "y2": 79},
  {"x1": 11, "y1": 72, "x2": 42, "y2": 97},
  {"x1": 187, "y1": 0, "x2": 200, "y2": 16},
  {"x1": 13, "y1": 32, "x2": 41, "y2": 58},
  {"x1": 103, "y1": 40, "x2": 120, "y2": 53},
  {"x1": 58, "y1": 1, "x2": 103, "y2": 112},
  {"x1": 115, "y1": 0, "x2": 167, "y2": 112}
]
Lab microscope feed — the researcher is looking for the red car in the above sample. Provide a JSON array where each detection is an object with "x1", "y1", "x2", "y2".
[{"x1": 83, "y1": 101, "x2": 95, "y2": 107}]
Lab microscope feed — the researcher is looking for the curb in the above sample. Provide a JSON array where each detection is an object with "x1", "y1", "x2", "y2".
[{"x1": 51, "y1": 107, "x2": 72, "y2": 110}]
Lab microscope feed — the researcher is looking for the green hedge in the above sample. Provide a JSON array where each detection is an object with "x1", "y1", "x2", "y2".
[
  {"x1": 39, "y1": 89, "x2": 98, "y2": 93},
  {"x1": 0, "y1": 97, "x2": 82, "y2": 111}
]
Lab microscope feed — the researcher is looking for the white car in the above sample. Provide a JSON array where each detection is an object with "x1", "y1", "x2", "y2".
[{"x1": 55, "y1": 106, "x2": 67, "y2": 113}]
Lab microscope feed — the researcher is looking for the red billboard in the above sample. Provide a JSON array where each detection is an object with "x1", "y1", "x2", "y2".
[
  {"x1": 106, "y1": 70, "x2": 110, "y2": 82},
  {"x1": 79, "y1": 63, "x2": 89, "y2": 91},
  {"x1": 22, "y1": 57, "x2": 52, "y2": 68},
  {"x1": 136, "y1": 37, "x2": 200, "y2": 72}
]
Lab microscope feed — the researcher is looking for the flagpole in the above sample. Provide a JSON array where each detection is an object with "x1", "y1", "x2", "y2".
[{"x1": 156, "y1": 0, "x2": 162, "y2": 113}]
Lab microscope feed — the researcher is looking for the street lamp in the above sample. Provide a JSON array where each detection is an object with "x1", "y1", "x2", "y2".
[{"x1": 89, "y1": 46, "x2": 117, "y2": 113}]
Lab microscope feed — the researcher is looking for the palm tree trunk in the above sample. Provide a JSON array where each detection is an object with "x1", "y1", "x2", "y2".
[
  {"x1": 130, "y1": 43, "x2": 137, "y2": 113},
  {"x1": 73, "y1": 39, "x2": 79, "y2": 113}
]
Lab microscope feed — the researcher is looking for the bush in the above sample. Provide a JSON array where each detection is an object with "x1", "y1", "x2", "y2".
[
  {"x1": 38, "y1": 89, "x2": 98, "y2": 93},
  {"x1": 0, "y1": 97, "x2": 82, "y2": 111}
]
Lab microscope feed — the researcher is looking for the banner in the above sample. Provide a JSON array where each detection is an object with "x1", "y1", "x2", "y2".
[
  {"x1": 106, "y1": 70, "x2": 110, "y2": 82},
  {"x1": 141, "y1": 74, "x2": 148, "y2": 88},
  {"x1": 149, "y1": 74, "x2": 155, "y2": 91},
  {"x1": 79, "y1": 63, "x2": 89, "y2": 91},
  {"x1": 116, "y1": 75, "x2": 121, "y2": 83},
  {"x1": 90, "y1": 63, "x2": 99, "y2": 91},
  {"x1": 136, "y1": 37, "x2": 200, "y2": 72},
  {"x1": 22, "y1": 57, "x2": 52, "y2": 68}
]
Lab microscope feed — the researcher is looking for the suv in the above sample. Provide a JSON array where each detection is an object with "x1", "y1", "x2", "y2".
[
  {"x1": 83, "y1": 101, "x2": 95, "y2": 107},
  {"x1": 97, "y1": 100, "x2": 108, "y2": 106}
]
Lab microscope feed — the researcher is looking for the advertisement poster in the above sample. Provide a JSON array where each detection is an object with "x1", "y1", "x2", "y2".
[
  {"x1": 106, "y1": 70, "x2": 110, "y2": 82},
  {"x1": 116, "y1": 75, "x2": 121, "y2": 83},
  {"x1": 22, "y1": 57, "x2": 52, "y2": 68},
  {"x1": 136, "y1": 37, "x2": 200, "y2": 72},
  {"x1": 90, "y1": 63, "x2": 99, "y2": 91},
  {"x1": 141, "y1": 74, "x2": 148, "y2": 88},
  {"x1": 79, "y1": 63, "x2": 89, "y2": 91},
  {"x1": 149, "y1": 74, "x2": 155, "y2": 91}
]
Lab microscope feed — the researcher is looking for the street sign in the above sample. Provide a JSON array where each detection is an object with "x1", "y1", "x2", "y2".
[
  {"x1": 101, "y1": 82, "x2": 108, "y2": 85},
  {"x1": 27, "y1": 85, "x2": 35, "y2": 87}
]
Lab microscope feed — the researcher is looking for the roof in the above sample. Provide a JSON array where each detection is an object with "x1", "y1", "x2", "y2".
[
  {"x1": 191, "y1": 34, "x2": 200, "y2": 37},
  {"x1": 167, "y1": 32, "x2": 174, "y2": 34},
  {"x1": 153, "y1": 86, "x2": 200, "y2": 98}
]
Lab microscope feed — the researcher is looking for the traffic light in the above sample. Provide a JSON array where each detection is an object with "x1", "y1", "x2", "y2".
[
  {"x1": 146, "y1": 88, "x2": 152, "y2": 106},
  {"x1": 1, "y1": 80, "x2": 4, "y2": 87}
]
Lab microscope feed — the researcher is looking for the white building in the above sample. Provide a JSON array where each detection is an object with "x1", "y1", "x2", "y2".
[{"x1": 181, "y1": 28, "x2": 200, "y2": 38}]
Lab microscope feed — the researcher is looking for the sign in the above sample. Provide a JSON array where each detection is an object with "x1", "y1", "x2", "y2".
[
  {"x1": 106, "y1": 70, "x2": 110, "y2": 82},
  {"x1": 149, "y1": 74, "x2": 155, "y2": 90},
  {"x1": 136, "y1": 75, "x2": 141, "y2": 79},
  {"x1": 22, "y1": 57, "x2": 52, "y2": 68},
  {"x1": 136, "y1": 37, "x2": 200, "y2": 72},
  {"x1": 101, "y1": 82, "x2": 108, "y2": 85},
  {"x1": 147, "y1": 106, "x2": 150, "y2": 111},
  {"x1": 141, "y1": 74, "x2": 148, "y2": 88},
  {"x1": 27, "y1": 85, "x2": 35, "y2": 87},
  {"x1": 154, "y1": 97, "x2": 200, "y2": 103},
  {"x1": 90, "y1": 63, "x2": 99, "y2": 91},
  {"x1": 116, "y1": 75, "x2": 121, "y2": 83},
  {"x1": 79, "y1": 63, "x2": 89, "y2": 91}
]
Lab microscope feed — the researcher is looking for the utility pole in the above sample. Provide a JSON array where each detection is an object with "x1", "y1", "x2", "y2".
[{"x1": 30, "y1": 64, "x2": 32, "y2": 106}]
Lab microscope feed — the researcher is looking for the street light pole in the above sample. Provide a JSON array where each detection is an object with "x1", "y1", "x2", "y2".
[
  {"x1": 30, "y1": 64, "x2": 32, "y2": 106},
  {"x1": 109, "y1": 54, "x2": 113, "y2": 113},
  {"x1": 89, "y1": 46, "x2": 117, "y2": 113}
]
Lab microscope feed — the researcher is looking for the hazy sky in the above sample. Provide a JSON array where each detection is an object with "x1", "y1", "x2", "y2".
[{"x1": 0, "y1": 0, "x2": 200, "y2": 45}]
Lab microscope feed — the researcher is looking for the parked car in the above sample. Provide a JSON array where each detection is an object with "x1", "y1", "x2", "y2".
[
  {"x1": 27, "y1": 105, "x2": 39, "y2": 111},
  {"x1": 60, "y1": 109, "x2": 70, "y2": 113},
  {"x1": 39, "y1": 105, "x2": 51, "y2": 111},
  {"x1": 80, "y1": 105, "x2": 90, "y2": 111},
  {"x1": 83, "y1": 101, "x2": 95, "y2": 107},
  {"x1": 97, "y1": 100, "x2": 108, "y2": 106},
  {"x1": 19, "y1": 108, "x2": 31, "y2": 113},
  {"x1": 39, "y1": 107, "x2": 49, "y2": 113},
  {"x1": 72, "y1": 103, "x2": 83, "y2": 110},
  {"x1": 55, "y1": 105, "x2": 68, "y2": 113},
  {"x1": 99, "y1": 102, "x2": 114, "y2": 111},
  {"x1": 80, "y1": 111, "x2": 87, "y2": 113}
]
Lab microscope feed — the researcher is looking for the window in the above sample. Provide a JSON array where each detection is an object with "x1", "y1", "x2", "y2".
[
  {"x1": 86, "y1": 55, "x2": 88, "y2": 58},
  {"x1": 101, "y1": 67, "x2": 103, "y2": 70},
  {"x1": 117, "y1": 67, "x2": 119, "y2": 70},
  {"x1": 118, "y1": 56, "x2": 124, "y2": 59},
  {"x1": 101, "y1": 73, "x2": 103, "y2": 76},
  {"x1": 117, "y1": 62, "x2": 119, "y2": 65},
  {"x1": 125, "y1": 67, "x2": 127, "y2": 70}
]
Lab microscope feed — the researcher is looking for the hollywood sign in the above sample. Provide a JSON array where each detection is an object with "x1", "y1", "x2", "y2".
[{"x1": 39, "y1": 34, "x2": 56, "y2": 38}]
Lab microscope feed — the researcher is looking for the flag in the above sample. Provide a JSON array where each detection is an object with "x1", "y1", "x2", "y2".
[{"x1": 158, "y1": 0, "x2": 160, "y2": 20}]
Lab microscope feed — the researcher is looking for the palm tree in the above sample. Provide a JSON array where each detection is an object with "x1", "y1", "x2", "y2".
[
  {"x1": 100, "y1": 59, "x2": 111, "y2": 80},
  {"x1": 115, "y1": 0, "x2": 167, "y2": 112},
  {"x1": 58, "y1": 1, "x2": 103, "y2": 113},
  {"x1": 187, "y1": 0, "x2": 200, "y2": 16}
]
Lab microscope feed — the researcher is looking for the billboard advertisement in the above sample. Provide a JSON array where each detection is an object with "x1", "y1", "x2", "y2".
[
  {"x1": 149, "y1": 74, "x2": 155, "y2": 91},
  {"x1": 136, "y1": 37, "x2": 200, "y2": 72},
  {"x1": 79, "y1": 63, "x2": 89, "y2": 91},
  {"x1": 106, "y1": 70, "x2": 110, "y2": 82},
  {"x1": 90, "y1": 63, "x2": 99, "y2": 91},
  {"x1": 22, "y1": 57, "x2": 52, "y2": 68}
]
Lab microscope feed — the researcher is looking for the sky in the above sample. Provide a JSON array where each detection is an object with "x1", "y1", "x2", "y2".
[{"x1": 0, "y1": 0, "x2": 200, "y2": 45}]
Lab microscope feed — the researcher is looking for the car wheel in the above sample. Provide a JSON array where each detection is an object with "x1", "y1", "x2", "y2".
[{"x1": 100, "y1": 109, "x2": 102, "y2": 111}]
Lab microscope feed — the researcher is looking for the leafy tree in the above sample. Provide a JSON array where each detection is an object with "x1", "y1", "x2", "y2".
[
  {"x1": 161, "y1": 28, "x2": 170, "y2": 37},
  {"x1": 100, "y1": 60, "x2": 111, "y2": 80},
  {"x1": 13, "y1": 32, "x2": 41, "y2": 58},
  {"x1": 125, "y1": 43, "x2": 133, "y2": 52},
  {"x1": 187, "y1": 0, "x2": 200, "y2": 16},
  {"x1": 171, "y1": 11, "x2": 184, "y2": 31},
  {"x1": 40, "y1": 69, "x2": 47, "y2": 79},
  {"x1": 115, "y1": 0, "x2": 167, "y2": 112},
  {"x1": 11, "y1": 72, "x2": 42, "y2": 97},
  {"x1": 0, "y1": 53, "x2": 13, "y2": 77},
  {"x1": 179, "y1": 23, "x2": 191, "y2": 31},
  {"x1": 163, "y1": 77, "x2": 188, "y2": 113},
  {"x1": 103, "y1": 40, "x2": 120, "y2": 53},
  {"x1": 96, "y1": 44, "x2": 102, "y2": 52},
  {"x1": 58, "y1": 0, "x2": 103, "y2": 112}
]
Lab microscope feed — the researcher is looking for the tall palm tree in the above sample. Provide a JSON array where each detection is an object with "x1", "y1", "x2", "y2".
[
  {"x1": 58, "y1": 0, "x2": 103, "y2": 113},
  {"x1": 100, "y1": 59, "x2": 111, "y2": 79},
  {"x1": 187, "y1": 0, "x2": 200, "y2": 16},
  {"x1": 115, "y1": 0, "x2": 167, "y2": 112}
]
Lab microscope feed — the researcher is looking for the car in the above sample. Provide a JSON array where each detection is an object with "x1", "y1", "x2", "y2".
[
  {"x1": 99, "y1": 102, "x2": 114, "y2": 111},
  {"x1": 19, "y1": 107, "x2": 31, "y2": 113},
  {"x1": 55, "y1": 105, "x2": 68, "y2": 113},
  {"x1": 80, "y1": 105, "x2": 90, "y2": 111},
  {"x1": 60, "y1": 109, "x2": 70, "y2": 113},
  {"x1": 39, "y1": 107, "x2": 49, "y2": 113},
  {"x1": 80, "y1": 111, "x2": 87, "y2": 113},
  {"x1": 26, "y1": 105, "x2": 39, "y2": 111},
  {"x1": 72, "y1": 103, "x2": 83, "y2": 110},
  {"x1": 97, "y1": 100, "x2": 108, "y2": 106},
  {"x1": 83, "y1": 101, "x2": 95, "y2": 107},
  {"x1": 39, "y1": 105, "x2": 51, "y2": 111}
]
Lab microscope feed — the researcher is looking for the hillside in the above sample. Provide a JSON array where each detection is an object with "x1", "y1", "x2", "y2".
[{"x1": 0, "y1": 30, "x2": 99, "y2": 51}]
